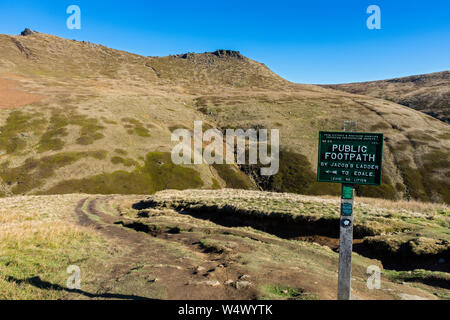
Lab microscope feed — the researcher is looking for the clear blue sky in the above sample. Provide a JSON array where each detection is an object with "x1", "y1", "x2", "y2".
[{"x1": 0, "y1": 0, "x2": 448, "y2": 84}]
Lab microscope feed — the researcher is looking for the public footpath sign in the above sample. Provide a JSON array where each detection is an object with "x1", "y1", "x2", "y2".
[
  {"x1": 317, "y1": 131, "x2": 384, "y2": 300},
  {"x1": 317, "y1": 131, "x2": 383, "y2": 185}
]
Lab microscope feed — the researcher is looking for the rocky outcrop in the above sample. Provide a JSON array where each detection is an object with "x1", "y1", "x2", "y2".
[
  {"x1": 174, "y1": 50, "x2": 244, "y2": 60},
  {"x1": 20, "y1": 28, "x2": 35, "y2": 36},
  {"x1": 212, "y1": 49, "x2": 244, "y2": 59}
]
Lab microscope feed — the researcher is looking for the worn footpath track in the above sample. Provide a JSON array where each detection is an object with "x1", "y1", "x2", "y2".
[{"x1": 73, "y1": 196, "x2": 258, "y2": 300}]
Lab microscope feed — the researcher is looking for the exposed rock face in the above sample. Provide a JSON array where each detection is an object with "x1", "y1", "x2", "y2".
[
  {"x1": 174, "y1": 50, "x2": 244, "y2": 60},
  {"x1": 20, "y1": 28, "x2": 35, "y2": 36},
  {"x1": 212, "y1": 49, "x2": 244, "y2": 59},
  {"x1": 177, "y1": 53, "x2": 195, "y2": 59}
]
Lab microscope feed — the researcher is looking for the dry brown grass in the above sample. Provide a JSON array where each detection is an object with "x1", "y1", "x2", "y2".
[
  {"x1": 0, "y1": 78, "x2": 44, "y2": 108},
  {"x1": 324, "y1": 71, "x2": 450, "y2": 123},
  {"x1": 154, "y1": 188, "x2": 449, "y2": 212},
  {"x1": 0, "y1": 194, "x2": 91, "y2": 237},
  {"x1": 355, "y1": 196, "x2": 449, "y2": 213},
  {"x1": 0, "y1": 194, "x2": 117, "y2": 299}
]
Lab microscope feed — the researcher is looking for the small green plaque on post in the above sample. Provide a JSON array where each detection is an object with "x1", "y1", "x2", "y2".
[
  {"x1": 342, "y1": 185, "x2": 353, "y2": 199},
  {"x1": 341, "y1": 202, "x2": 353, "y2": 216}
]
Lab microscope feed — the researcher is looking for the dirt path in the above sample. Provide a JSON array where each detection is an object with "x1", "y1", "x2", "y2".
[
  {"x1": 68, "y1": 195, "x2": 445, "y2": 300},
  {"x1": 73, "y1": 196, "x2": 257, "y2": 300}
]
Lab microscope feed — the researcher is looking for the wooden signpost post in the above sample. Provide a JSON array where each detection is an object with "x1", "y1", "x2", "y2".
[{"x1": 317, "y1": 128, "x2": 383, "y2": 300}]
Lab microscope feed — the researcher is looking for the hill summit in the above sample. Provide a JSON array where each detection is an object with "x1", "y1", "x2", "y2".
[
  {"x1": 0, "y1": 31, "x2": 449, "y2": 203},
  {"x1": 20, "y1": 28, "x2": 36, "y2": 36}
]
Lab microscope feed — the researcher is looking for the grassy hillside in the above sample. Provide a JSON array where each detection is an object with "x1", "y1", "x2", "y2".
[
  {"x1": 0, "y1": 31, "x2": 449, "y2": 203},
  {"x1": 323, "y1": 71, "x2": 450, "y2": 123}
]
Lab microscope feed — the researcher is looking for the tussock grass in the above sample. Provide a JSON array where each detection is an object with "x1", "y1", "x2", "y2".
[
  {"x1": 212, "y1": 164, "x2": 254, "y2": 189},
  {"x1": 42, "y1": 152, "x2": 203, "y2": 195},
  {"x1": 324, "y1": 71, "x2": 450, "y2": 123},
  {"x1": 259, "y1": 284, "x2": 318, "y2": 300},
  {"x1": 0, "y1": 151, "x2": 108, "y2": 194},
  {"x1": 122, "y1": 118, "x2": 151, "y2": 137},
  {"x1": 0, "y1": 194, "x2": 111, "y2": 299},
  {"x1": 114, "y1": 149, "x2": 128, "y2": 155},
  {"x1": 111, "y1": 156, "x2": 138, "y2": 167},
  {"x1": 144, "y1": 189, "x2": 449, "y2": 247},
  {"x1": 355, "y1": 196, "x2": 449, "y2": 213},
  {"x1": 0, "y1": 110, "x2": 46, "y2": 154}
]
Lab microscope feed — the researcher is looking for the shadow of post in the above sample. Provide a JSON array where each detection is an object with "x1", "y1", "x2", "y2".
[{"x1": 7, "y1": 276, "x2": 155, "y2": 300}]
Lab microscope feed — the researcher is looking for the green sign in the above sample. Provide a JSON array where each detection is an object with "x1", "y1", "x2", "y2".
[
  {"x1": 341, "y1": 202, "x2": 353, "y2": 216},
  {"x1": 317, "y1": 131, "x2": 383, "y2": 185},
  {"x1": 342, "y1": 185, "x2": 354, "y2": 199}
]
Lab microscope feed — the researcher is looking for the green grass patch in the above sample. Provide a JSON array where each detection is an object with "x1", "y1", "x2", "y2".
[
  {"x1": 211, "y1": 178, "x2": 221, "y2": 189},
  {"x1": 420, "y1": 151, "x2": 450, "y2": 203},
  {"x1": 396, "y1": 151, "x2": 450, "y2": 203},
  {"x1": 304, "y1": 181, "x2": 341, "y2": 196},
  {"x1": 259, "y1": 284, "x2": 318, "y2": 300},
  {"x1": 384, "y1": 269, "x2": 450, "y2": 282},
  {"x1": 199, "y1": 238, "x2": 228, "y2": 253},
  {"x1": 122, "y1": 118, "x2": 151, "y2": 137},
  {"x1": 41, "y1": 152, "x2": 203, "y2": 195},
  {"x1": 133, "y1": 126, "x2": 151, "y2": 137},
  {"x1": 355, "y1": 174, "x2": 397, "y2": 200},
  {"x1": 0, "y1": 111, "x2": 46, "y2": 154},
  {"x1": 37, "y1": 113, "x2": 69, "y2": 152},
  {"x1": 73, "y1": 115, "x2": 105, "y2": 145},
  {"x1": 423, "y1": 151, "x2": 450, "y2": 169},
  {"x1": 397, "y1": 160, "x2": 429, "y2": 202},
  {"x1": 239, "y1": 149, "x2": 341, "y2": 196},
  {"x1": 111, "y1": 156, "x2": 138, "y2": 167},
  {"x1": 0, "y1": 151, "x2": 108, "y2": 194},
  {"x1": 212, "y1": 164, "x2": 254, "y2": 189},
  {"x1": 37, "y1": 110, "x2": 105, "y2": 151},
  {"x1": 271, "y1": 150, "x2": 316, "y2": 194},
  {"x1": 384, "y1": 269, "x2": 450, "y2": 292},
  {"x1": 0, "y1": 226, "x2": 108, "y2": 299},
  {"x1": 101, "y1": 117, "x2": 118, "y2": 125},
  {"x1": 114, "y1": 149, "x2": 128, "y2": 155}
]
